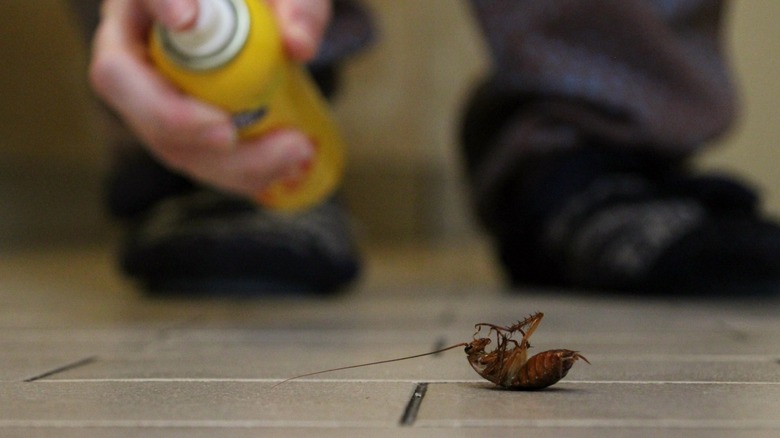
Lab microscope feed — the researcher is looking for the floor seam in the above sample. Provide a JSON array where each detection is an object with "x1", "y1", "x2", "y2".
[
  {"x1": 399, "y1": 382, "x2": 428, "y2": 426},
  {"x1": 23, "y1": 356, "x2": 98, "y2": 382}
]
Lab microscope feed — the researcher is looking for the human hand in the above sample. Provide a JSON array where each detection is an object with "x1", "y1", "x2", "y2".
[{"x1": 89, "y1": 0, "x2": 332, "y2": 197}]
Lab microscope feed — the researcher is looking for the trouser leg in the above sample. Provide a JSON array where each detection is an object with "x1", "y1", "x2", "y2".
[{"x1": 462, "y1": 0, "x2": 735, "y2": 234}]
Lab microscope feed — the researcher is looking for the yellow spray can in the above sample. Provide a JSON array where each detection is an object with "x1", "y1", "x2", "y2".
[{"x1": 149, "y1": 0, "x2": 345, "y2": 211}]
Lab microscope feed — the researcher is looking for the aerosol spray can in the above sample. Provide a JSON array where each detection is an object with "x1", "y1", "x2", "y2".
[{"x1": 149, "y1": 0, "x2": 345, "y2": 211}]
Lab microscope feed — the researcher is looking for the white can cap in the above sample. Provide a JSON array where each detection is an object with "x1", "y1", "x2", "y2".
[
  {"x1": 167, "y1": 0, "x2": 236, "y2": 58},
  {"x1": 158, "y1": 0, "x2": 250, "y2": 70}
]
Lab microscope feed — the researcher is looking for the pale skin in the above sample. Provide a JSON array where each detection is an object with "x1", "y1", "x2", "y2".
[{"x1": 89, "y1": 0, "x2": 331, "y2": 197}]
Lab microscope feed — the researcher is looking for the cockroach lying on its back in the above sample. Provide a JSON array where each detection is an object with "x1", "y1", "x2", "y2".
[
  {"x1": 465, "y1": 312, "x2": 590, "y2": 389},
  {"x1": 274, "y1": 312, "x2": 589, "y2": 390}
]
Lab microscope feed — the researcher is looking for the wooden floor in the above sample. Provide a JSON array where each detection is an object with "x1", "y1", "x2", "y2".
[{"x1": 1, "y1": 243, "x2": 779, "y2": 437}]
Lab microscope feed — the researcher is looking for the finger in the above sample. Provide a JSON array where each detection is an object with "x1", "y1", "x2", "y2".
[
  {"x1": 266, "y1": 0, "x2": 332, "y2": 61},
  {"x1": 140, "y1": 0, "x2": 199, "y2": 30},
  {"x1": 188, "y1": 130, "x2": 315, "y2": 195}
]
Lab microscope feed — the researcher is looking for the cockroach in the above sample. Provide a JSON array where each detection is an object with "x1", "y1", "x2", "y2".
[
  {"x1": 466, "y1": 312, "x2": 590, "y2": 389},
  {"x1": 273, "y1": 312, "x2": 589, "y2": 390}
]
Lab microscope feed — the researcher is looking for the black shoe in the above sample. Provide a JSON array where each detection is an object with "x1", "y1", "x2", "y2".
[
  {"x1": 499, "y1": 149, "x2": 780, "y2": 296},
  {"x1": 118, "y1": 190, "x2": 360, "y2": 295}
]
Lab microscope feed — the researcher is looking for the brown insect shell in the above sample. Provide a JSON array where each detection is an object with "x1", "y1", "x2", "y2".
[{"x1": 505, "y1": 349, "x2": 586, "y2": 390}]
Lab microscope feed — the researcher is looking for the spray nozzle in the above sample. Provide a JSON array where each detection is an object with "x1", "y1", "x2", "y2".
[{"x1": 157, "y1": 0, "x2": 250, "y2": 70}]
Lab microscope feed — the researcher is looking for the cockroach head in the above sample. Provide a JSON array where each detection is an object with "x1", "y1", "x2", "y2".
[{"x1": 464, "y1": 337, "x2": 491, "y2": 354}]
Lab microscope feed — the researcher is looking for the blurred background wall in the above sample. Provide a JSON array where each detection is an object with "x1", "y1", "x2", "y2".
[{"x1": 1, "y1": 0, "x2": 779, "y2": 250}]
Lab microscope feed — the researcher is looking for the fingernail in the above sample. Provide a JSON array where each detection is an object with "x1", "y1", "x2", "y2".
[
  {"x1": 282, "y1": 147, "x2": 315, "y2": 183},
  {"x1": 289, "y1": 137, "x2": 315, "y2": 163},
  {"x1": 163, "y1": 0, "x2": 198, "y2": 29},
  {"x1": 286, "y1": 23, "x2": 317, "y2": 60}
]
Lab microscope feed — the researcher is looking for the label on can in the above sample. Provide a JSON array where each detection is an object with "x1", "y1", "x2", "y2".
[{"x1": 232, "y1": 106, "x2": 268, "y2": 130}]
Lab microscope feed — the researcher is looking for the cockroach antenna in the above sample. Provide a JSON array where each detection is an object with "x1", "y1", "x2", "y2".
[{"x1": 271, "y1": 342, "x2": 469, "y2": 389}]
